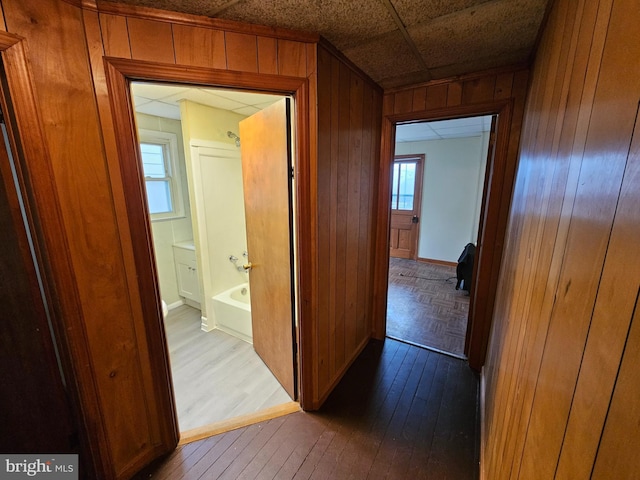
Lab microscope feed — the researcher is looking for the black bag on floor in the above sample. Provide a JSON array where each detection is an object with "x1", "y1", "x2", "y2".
[{"x1": 456, "y1": 243, "x2": 476, "y2": 292}]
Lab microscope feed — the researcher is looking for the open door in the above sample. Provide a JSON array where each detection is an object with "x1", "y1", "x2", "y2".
[{"x1": 239, "y1": 98, "x2": 296, "y2": 399}]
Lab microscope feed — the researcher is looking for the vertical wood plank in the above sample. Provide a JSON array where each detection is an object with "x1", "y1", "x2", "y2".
[
  {"x1": 99, "y1": 13, "x2": 131, "y2": 58},
  {"x1": 172, "y1": 24, "x2": 226, "y2": 69},
  {"x1": 278, "y1": 39, "x2": 306, "y2": 77},
  {"x1": 446, "y1": 81, "x2": 462, "y2": 106},
  {"x1": 127, "y1": 17, "x2": 175, "y2": 63},
  {"x1": 493, "y1": 72, "x2": 514, "y2": 100},
  {"x1": 334, "y1": 59, "x2": 351, "y2": 370},
  {"x1": 591, "y1": 294, "x2": 640, "y2": 479},
  {"x1": 316, "y1": 46, "x2": 332, "y2": 394},
  {"x1": 462, "y1": 76, "x2": 496, "y2": 104},
  {"x1": 257, "y1": 36, "x2": 278, "y2": 74},
  {"x1": 225, "y1": 32, "x2": 258, "y2": 72},
  {"x1": 425, "y1": 84, "x2": 448, "y2": 110},
  {"x1": 411, "y1": 86, "x2": 426, "y2": 112},
  {"x1": 328, "y1": 54, "x2": 341, "y2": 381},
  {"x1": 382, "y1": 92, "x2": 394, "y2": 116},
  {"x1": 393, "y1": 89, "x2": 413, "y2": 114},
  {"x1": 345, "y1": 71, "x2": 363, "y2": 353}
]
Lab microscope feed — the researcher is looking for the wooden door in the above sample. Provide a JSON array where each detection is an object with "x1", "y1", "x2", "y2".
[
  {"x1": 0, "y1": 116, "x2": 76, "y2": 453},
  {"x1": 239, "y1": 98, "x2": 296, "y2": 399},
  {"x1": 389, "y1": 155, "x2": 424, "y2": 259}
]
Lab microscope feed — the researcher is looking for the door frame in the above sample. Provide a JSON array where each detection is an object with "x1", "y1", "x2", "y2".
[
  {"x1": 103, "y1": 58, "x2": 310, "y2": 429},
  {"x1": 373, "y1": 100, "x2": 516, "y2": 370},
  {"x1": 389, "y1": 153, "x2": 424, "y2": 260}
]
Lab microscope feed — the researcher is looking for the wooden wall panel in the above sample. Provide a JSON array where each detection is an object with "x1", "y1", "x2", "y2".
[
  {"x1": 99, "y1": 13, "x2": 130, "y2": 58},
  {"x1": 1, "y1": 0, "x2": 380, "y2": 473},
  {"x1": 482, "y1": 0, "x2": 640, "y2": 478},
  {"x1": 173, "y1": 24, "x2": 226, "y2": 69},
  {"x1": 127, "y1": 17, "x2": 175, "y2": 63},
  {"x1": 225, "y1": 31, "x2": 258, "y2": 73},
  {"x1": 312, "y1": 44, "x2": 382, "y2": 407},
  {"x1": 1, "y1": 0, "x2": 172, "y2": 478},
  {"x1": 257, "y1": 36, "x2": 278, "y2": 74},
  {"x1": 277, "y1": 39, "x2": 306, "y2": 77}
]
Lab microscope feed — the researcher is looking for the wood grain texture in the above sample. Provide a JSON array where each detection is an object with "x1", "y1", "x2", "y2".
[
  {"x1": 225, "y1": 31, "x2": 258, "y2": 73},
  {"x1": 311, "y1": 44, "x2": 383, "y2": 408},
  {"x1": 240, "y1": 99, "x2": 295, "y2": 399},
  {"x1": 277, "y1": 39, "x2": 306, "y2": 77},
  {"x1": 482, "y1": 0, "x2": 640, "y2": 478},
  {"x1": 1, "y1": 1, "x2": 171, "y2": 478},
  {"x1": 172, "y1": 24, "x2": 225, "y2": 69},
  {"x1": 127, "y1": 16, "x2": 175, "y2": 63},
  {"x1": 99, "y1": 13, "x2": 131, "y2": 58},
  {"x1": 138, "y1": 338, "x2": 480, "y2": 480}
]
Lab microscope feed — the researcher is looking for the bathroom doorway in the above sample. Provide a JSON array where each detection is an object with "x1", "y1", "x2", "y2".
[{"x1": 130, "y1": 82, "x2": 298, "y2": 438}]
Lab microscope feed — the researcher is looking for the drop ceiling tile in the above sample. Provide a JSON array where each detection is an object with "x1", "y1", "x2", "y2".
[
  {"x1": 220, "y1": 0, "x2": 397, "y2": 49},
  {"x1": 391, "y1": 0, "x2": 492, "y2": 27},
  {"x1": 132, "y1": 95, "x2": 152, "y2": 107},
  {"x1": 342, "y1": 29, "x2": 424, "y2": 84},
  {"x1": 232, "y1": 106, "x2": 261, "y2": 116},
  {"x1": 409, "y1": 0, "x2": 547, "y2": 69},
  {"x1": 135, "y1": 101, "x2": 182, "y2": 120},
  {"x1": 131, "y1": 82, "x2": 189, "y2": 101}
]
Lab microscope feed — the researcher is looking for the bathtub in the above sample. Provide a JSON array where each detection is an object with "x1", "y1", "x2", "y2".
[{"x1": 212, "y1": 283, "x2": 252, "y2": 343}]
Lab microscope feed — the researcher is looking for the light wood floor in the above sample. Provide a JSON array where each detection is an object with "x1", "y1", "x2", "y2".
[
  {"x1": 137, "y1": 338, "x2": 479, "y2": 479},
  {"x1": 164, "y1": 305, "x2": 292, "y2": 432},
  {"x1": 386, "y1": 258, "x2": 470, "y2": 357}
]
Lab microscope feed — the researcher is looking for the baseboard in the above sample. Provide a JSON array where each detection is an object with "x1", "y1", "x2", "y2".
[
  {"x1": 167, "y1": 300, "x2": 184, "y2": 311},
  {"x1": 480, "y1": 366, "x2": 486, "y2": 480},
  {"x1": 417, "y1": 256, "x2": 457, "y2": 267},
  {"x1": 178, "y1": 401, "x2": 300, "y2": 445}
]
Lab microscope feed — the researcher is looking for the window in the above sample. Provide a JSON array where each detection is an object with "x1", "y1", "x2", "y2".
[
  {"x1": 391, "y1": 160, "x2": 417, "y2": 211},
  {"x1": 138, "y1": 129, "x2": 185, "y2": 221}
]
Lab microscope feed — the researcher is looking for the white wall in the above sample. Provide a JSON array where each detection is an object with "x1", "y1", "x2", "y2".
[
  {"x1": 395, "y1": 133, "x2": 489, "y2": 263},
  {"x1": 134, "y1": 113, "x2": 193, "y2": 306},
  {"x1": 179, "y1": 100, "x2": 249, "y2": 321}
]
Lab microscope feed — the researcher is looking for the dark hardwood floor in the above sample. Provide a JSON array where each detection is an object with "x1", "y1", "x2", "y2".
[
  {"x1": 136, "y1": 338, "x2": 480, "y2": 479},
  {"x1": 387, "y1": 258, "x2": 470, "y2": 357}
]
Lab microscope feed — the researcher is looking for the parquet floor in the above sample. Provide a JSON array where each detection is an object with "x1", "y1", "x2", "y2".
[
  {"x1": 386, "y1": 258, "x2": 470, "y2": 357},
  {"x1": 136, "y1": 338, "x2": 480, "y2": 479}
]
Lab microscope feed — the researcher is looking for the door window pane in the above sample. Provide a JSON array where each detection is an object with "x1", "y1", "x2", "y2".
[{"x1": 392, "y1": 161, "x2": 416, "y2": 211}]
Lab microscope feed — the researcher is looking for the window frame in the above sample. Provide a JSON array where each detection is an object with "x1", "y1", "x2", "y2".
[{"x1": 137, "y1": 129, "x2": 185, "y2": 221}]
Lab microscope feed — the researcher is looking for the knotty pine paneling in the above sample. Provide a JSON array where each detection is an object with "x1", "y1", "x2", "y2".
[
  {"x1": 173, "y1": 24, "x2": 226, "y2": 69},
  {"x1": 482, "y1": 0, "x2": 640, "y2": 478}
]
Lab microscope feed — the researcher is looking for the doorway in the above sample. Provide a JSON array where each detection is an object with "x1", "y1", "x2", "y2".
[
  {"x1": 130, "y1": 82, "x2": 298, "y2": 437},
  {"x1": 385, "y1": 115, "x2": 494, "y2": 358}
]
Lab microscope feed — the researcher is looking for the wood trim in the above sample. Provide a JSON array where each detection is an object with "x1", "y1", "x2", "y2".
[
  {"x1": 94, "y1": 0, "x2": 320, "y2": 43},
  {"x1": 178, "y1": 402, "x2": 301, "y2": 445},
  {"x1": 373, "y1": 84, "x2": 527, "y2": 370},
  {"x1": 0, "y1": 30, "x2": 107, "y2": 478},
  {"x1": 102, "y1": 57, "x2": 313, "y2": 411},
  {"x1": 417, "y1": 257, "x2": 457, "y2": 268}
]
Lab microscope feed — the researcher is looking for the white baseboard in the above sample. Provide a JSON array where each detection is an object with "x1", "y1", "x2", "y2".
[
  {"x1": 200, "y1": 315, "x2": 213, "y2": 332},
  {"x1": 167, "y1": 300, "x2": 184, "y2": 311}
]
